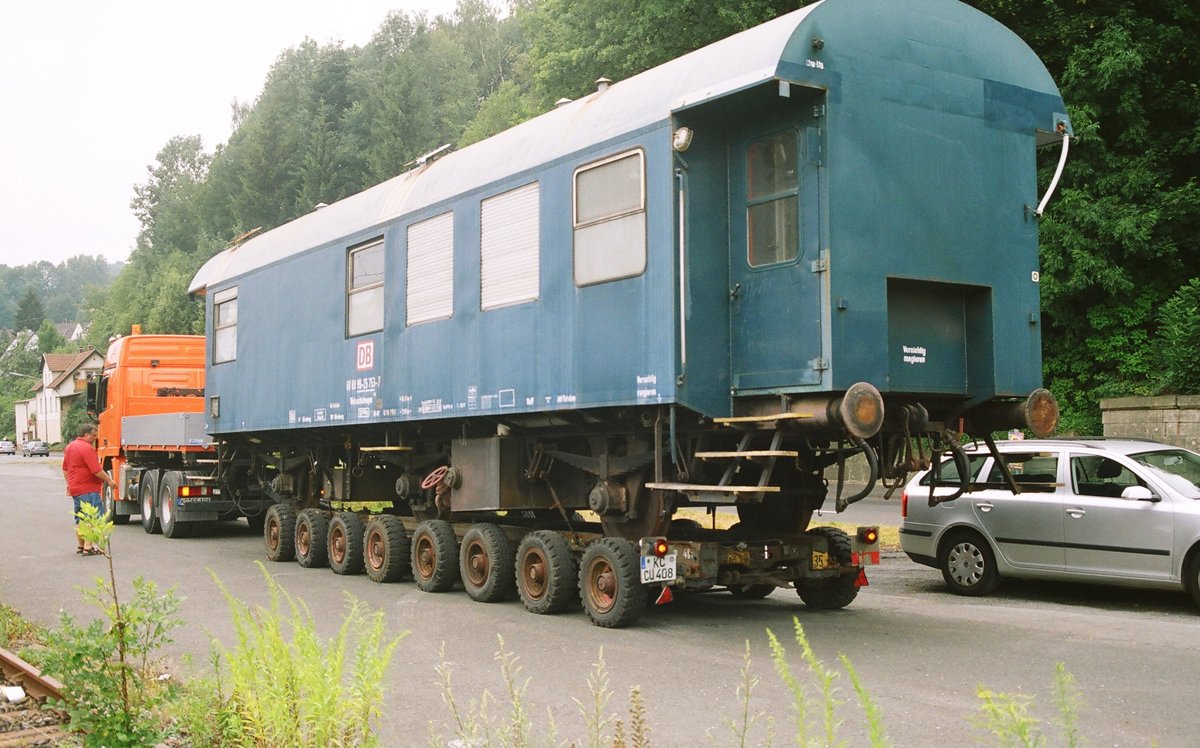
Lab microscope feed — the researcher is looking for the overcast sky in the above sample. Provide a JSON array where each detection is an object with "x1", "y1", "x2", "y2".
[{"x1": 0, "y1": 0, "x2": 461, "y2": 269}]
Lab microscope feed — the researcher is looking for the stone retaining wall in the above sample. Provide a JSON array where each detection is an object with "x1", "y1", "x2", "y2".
[{"x1": 1100, "y1": 395, "x2": 1200, "y2": 451}]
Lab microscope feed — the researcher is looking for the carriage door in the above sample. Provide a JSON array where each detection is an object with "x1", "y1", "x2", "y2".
[{"x1": 729, "y1": 96, "x2": 824, "y2": 392}]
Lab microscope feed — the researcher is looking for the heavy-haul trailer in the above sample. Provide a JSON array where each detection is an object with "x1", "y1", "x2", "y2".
[
  {"x1": 161, "y1": 0, "x2": 1067, "y2": 627},
  {"x1": 90, "y1": 331, "x2": 273, "y2": 538}
]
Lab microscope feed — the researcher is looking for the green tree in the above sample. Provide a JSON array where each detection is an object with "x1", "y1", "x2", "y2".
[
  {"x1": 518, "y1": 0, "x2": 797, "y2": 105},
  {"x1": 14, "y1": 287, "x2": 47, "y2": 332},
  {"x1": 972, "y1": 0, "x2": 1200, "y2": 432},
  {"x1": 36, "y1": 319, "x2": 67, "y2": 356}
]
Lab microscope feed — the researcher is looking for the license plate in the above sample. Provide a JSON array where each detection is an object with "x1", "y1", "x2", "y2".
[
  {"x1": 640, "y1": 554, "x2": 677, "y2": 583},
  {"x1": 811, "y1": 550, "x2": 830, "y2": 570}
]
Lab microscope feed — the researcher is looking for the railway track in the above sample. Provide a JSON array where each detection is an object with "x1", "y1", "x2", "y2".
[{"x1": 0, "y1": 647, "x2": 69, "y2": 747}]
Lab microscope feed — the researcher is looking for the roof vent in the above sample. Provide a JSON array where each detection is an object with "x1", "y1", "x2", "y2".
[
  {"x1": 555, "y1": 97, "x2": 573, "y2": 108},
  {"x1": 595, "y1": 77, "x2": 612, "y2": 93}
]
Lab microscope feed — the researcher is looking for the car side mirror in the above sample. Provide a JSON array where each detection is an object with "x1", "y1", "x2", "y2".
[{"x1": 1121, "y1": 485, "x2": 1159, "y2": 502}]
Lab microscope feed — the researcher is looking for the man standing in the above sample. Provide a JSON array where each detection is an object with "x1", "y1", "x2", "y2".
[{"x1": 62, "y1": 423, "x2": 117, "y2": 555}]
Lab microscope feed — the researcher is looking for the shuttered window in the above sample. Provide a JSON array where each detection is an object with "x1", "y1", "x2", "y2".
[
  {"x1": 406, "y1": 212, "x2": 454, "y2": 325},
  {"x1": 213, "y1": 286, "x2": 237, "y2": 363},
  {"x1": 573, "y1": 150, "x2": 646, "y2": 286},
  {"x1": 481, "y1": 182, "x2": 539, "y2": 310},
  {"x1": 347, "y1": 239, "x2": 384, "y2": 337}
]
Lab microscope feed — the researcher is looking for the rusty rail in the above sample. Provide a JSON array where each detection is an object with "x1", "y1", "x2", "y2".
[{"x1": 0, "y1": 645, "x2": 69, "y2": 746}]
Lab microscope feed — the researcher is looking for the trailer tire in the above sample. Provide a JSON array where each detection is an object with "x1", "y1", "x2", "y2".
[
  {"x1": 579, "y1": 538, "x2": 646, "y2": 628},
  {"x1": 295, "y1": 509, "x2": 330, "y2": 568},
  {"x1": 264, "y1": 504, "x2": 297, "y2": 562},
  {"x1": 459, "y1": 523, "x2": 516, "y2": 602},
  {"x1": 329, "y1": 513, "x2": 366, "y2": 575},
  {"x1": 140, "y1": 470, "x2": 161, "y2": 534},
  {"x1": 516, "y1": 530, "x2": 576, "y2": 615},
  {"x1": 364, "y1": 515, "x2": 408, "y2": 583},
  {"x1": 795, "y1": 526, "x2": 858, "y2": 610},
  {"x1": 158, "y1": 472, "x2": 193, "y2": 539},
  {"x1": 103, "y1": 484, "x2": 129, "y2": 525},
  {"x1": 411, "y1": 520, "x2": 458, "y2": 592}
]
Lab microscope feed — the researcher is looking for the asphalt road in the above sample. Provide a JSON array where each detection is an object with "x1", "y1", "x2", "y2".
[{"x1": 2, "y1": 455, "x2": 1197, "y2": 746}]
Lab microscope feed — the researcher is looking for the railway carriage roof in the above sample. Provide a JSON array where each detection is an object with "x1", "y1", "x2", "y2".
[{"x1": 190, "y1": 0, "x2": 1061, "y2": 294}]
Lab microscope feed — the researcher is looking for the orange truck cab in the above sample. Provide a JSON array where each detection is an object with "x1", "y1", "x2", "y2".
[{"x1": 88, "y1": 331, "x2": 270, "y2": 537}]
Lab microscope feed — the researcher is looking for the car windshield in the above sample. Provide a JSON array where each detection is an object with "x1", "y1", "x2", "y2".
[{"x1": 1130, "y1": 449, "x2": 1200, "y2": 498}]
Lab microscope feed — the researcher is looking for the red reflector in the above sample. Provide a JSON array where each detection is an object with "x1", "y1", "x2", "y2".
[
  {"x1": 653, "y1": 538, "x2": 669, "y2": 557},
  {"x1": 655, "y1": 585, "x2": 674, "y2": 605},
  {"x1": 855, "y1": 568, "x2": 869, "y2": 587}
]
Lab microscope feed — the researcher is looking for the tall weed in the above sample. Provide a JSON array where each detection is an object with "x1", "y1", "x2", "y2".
[{"x1": 202, "y1": 564, "x2": 405, "y2": 747}]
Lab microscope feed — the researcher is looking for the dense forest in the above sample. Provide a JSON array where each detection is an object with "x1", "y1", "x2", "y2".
[{"x1": 6, "y1": 0, "x2": 1198, "y2": 435}]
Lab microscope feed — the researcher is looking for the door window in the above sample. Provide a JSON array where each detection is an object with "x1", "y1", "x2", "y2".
[
  {"x1": 1071, "y1": 455, "x2": 1143, "y2": 498},
  {"x1": 746, "y1": 130, "x2": 799, "y2": 266}
]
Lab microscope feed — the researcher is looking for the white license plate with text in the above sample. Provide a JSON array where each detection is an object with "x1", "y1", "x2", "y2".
[{"x1": 640, "y1": 554, "x2": 677, "y2": 583}]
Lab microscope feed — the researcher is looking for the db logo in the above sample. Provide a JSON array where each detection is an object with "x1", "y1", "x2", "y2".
[{"x1": 356, "y1": 341, "x2": 375, "y2": 371}]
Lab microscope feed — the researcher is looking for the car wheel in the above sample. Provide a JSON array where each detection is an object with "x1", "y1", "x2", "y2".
[
  {"x1": 939, "y1": 530, "x2": 999, "y2": 596},
  {"x1": 1186, "y1": 551, "x2": 1200, "y2": 610}
]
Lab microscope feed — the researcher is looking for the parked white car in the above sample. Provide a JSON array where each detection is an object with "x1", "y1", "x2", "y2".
[{"x1": 900, "y1": 438, "x2": 1200, "y2": 609}]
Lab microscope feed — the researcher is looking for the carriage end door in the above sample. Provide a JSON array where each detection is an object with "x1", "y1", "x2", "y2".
[{"x1": 729, "y1": 91, "x2": 825, "y2": 393}]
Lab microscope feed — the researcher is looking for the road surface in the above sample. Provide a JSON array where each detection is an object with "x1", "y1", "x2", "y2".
[{"x1": 1, "y1": 455, "x2": 1196, "y2": 746}]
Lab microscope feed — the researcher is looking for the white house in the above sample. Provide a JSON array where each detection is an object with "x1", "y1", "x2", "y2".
[{"x1": 27, "y1": 349, "x2": 104, "y2": 445}]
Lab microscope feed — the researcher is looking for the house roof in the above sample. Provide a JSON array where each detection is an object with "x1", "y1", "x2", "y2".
[{"x1": 44, "y1": 349, "x2": 101, "y2": 390}]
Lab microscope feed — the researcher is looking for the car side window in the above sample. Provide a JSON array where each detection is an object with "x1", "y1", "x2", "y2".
[
  {"x1": 918, "y1": 454, "x2": 987, "y2": 486},
  {"x1": 985, "y1": 452, "x2": 1059, "y2": 492},
  {"x1": 1071, "y1": 455, "x2": 1144, "y2": 498}
]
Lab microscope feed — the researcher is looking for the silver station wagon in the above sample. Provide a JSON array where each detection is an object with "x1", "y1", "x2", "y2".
[{"x1": 900, "y1": 438, "x2": 1200, "y2": 609}]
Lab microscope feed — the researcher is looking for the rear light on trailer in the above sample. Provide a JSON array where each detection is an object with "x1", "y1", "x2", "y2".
[
  {"x1": 179, "y1": 485, "x2": 210, "y2": 498},
  {"x1": 857, "y1": 527, "x2": 879, "y2": 545},
  {"x1": 652, "y1": 538, "x2": 670, "y2": 557}
]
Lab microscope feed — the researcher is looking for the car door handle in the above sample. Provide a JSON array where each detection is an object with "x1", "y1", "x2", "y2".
[
  {"x1": 976, "y1": 502, "x2": 994, "y2": 512},
  {"x1": 1066, "y1": 507, "x2": 1086, "y2": 518}
]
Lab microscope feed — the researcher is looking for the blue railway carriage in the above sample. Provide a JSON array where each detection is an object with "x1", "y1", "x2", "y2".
[{"x1": 189, "y1": 0, "x2": 1069, "y2": 625}]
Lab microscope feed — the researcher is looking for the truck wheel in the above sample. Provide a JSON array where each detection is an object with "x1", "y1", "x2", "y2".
[
  {"x1": 516, "y1": 530, "x2": 576, "y2": 615},
  {"x1": 295, "y1": 509, "x2": 330, "y2": 568},
  {"x1": 140, "y1": 470, "x2": 161, "y2": 534},
  {"x1": 264, "y1": 504, "x2": 297, "y2": 562},
  {"x1": 939, "y1": 529, "x2": 999, "y2": 596},
  {"x1": 158, "y1": 472, "x2": 193, "y2": 539},
  {"x1": 329, "y1": 513, "x2": 366, "y2": 575},
  {"x1": 364, "y1": 515, "x2": 409, "y2": 583},
  {"x1": 459, "y1": 523, "x2": 516, "y2": 602},
  {"x1": 411, "y1": 520, "x2": 458, "y2": 592},
  {"x1": 795, "y1": 526, "x2": 859, "y2": 610},
  {"x1": 103, "y1": 484, "x2": 129, "y2": 525},
  {"x1": 578, "y1": 538, "x2": 646, "y2": 628}
]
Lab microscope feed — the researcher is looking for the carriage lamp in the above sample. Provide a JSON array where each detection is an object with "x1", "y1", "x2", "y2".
[{"x1": 672, "y1": 127, "x2": 693, "y2": 152}]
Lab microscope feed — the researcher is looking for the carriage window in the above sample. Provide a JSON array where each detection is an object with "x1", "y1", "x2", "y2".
[
  {"x1": 212, "y1": 286, "x2": 238, "y2": 364},
  {"x1": 347, "y1": 239, "x2": 385, "y2": 337},
  {"x1": 746, "y1": 131, "x2": 799, "y2": 267},
  {"x1": 407, "y1": 212, "x2": 454, "y2": 325},
  {"x1": 481, "y1": 182, "x2": 540, "y2": 309},
  {"x1": 573, "y1": 150, "x2": 646, "y2": 286}
]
